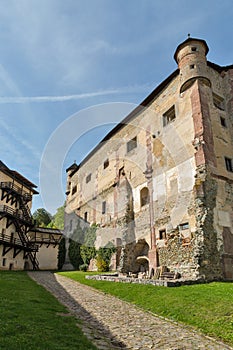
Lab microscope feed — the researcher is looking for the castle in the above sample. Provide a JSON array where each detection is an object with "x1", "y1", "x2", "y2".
[
  {"x1": 65, "y1": 37, "x2": 233, "y2": 281},
  {"x1": 0, "y1": 161, "x2": 62, "y2": 270}
]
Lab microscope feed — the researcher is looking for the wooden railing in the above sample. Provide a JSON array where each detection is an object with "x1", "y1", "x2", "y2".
[
  {"x1": 0, "y1": 182, "x2": 32, "y2": 202},
  {"x1": 0, "y1": 205, "x2": 33, "y2": 226},
  {"x1": 0, "y1": 233, "x2": 39, "y2": 252}
]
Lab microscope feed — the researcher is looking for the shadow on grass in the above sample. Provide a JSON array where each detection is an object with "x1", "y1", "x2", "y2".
[{"x1": 28, "y1": 271, "x2": 127, "y2": 349}]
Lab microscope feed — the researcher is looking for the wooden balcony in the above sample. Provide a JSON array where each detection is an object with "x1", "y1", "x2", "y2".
[{"x1": 0, "y1": 182, "x2": 32, "y2": 202}]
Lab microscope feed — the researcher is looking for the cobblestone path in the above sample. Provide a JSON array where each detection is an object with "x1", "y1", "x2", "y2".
[{"x1": 28, "y1": 272, "x2": 233, "y2": 350}]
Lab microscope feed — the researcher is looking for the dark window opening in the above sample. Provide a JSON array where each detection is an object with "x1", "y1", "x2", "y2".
[
  {"x1": 225, "y1": 157, "x2": 233, "y2": 172},
  {"x1": 72, "y1": 185, "x2": 77, "y2": 195},
  {"x1": 86, "y1": 174, "x2": 91, "y2": 183},
  {"x1": 163, "y1": 105, "x2": 176, "y2": 127},
  {"x1": 220, "y1": 116, "x2": 227, "y2": 127},
  {"x1": 102, "y1": 201, "x2": 106, "y2": 214},
  {"x1": 140, "y1": 187, "x2": 149, "y2": 207},
  {"x1": 180, "y1": 222, "x2": 189, "y2": 230},
  {"x1": 2, "y1": 258, "x2": 6, "y2": 267},
  {"x1": 159, "y1": 229, "x2": 166, "y2": 240},
  {"x1": 84, "y1": 212, "x2": 88, "y2": 222},
  {"x1": 191, "y1": 47, "x2": 197, "y2": 52},
  {"x1": 10, "y1": 232, "x2": 14, "y2": 242},
  {"x1": 104, "y1": 159, "x2": 109, "y2": 169},
  {"x1": 127, "y1": 137, "x2": 137, "y2": 153},
  {"x1": 190, "y1": 64, "x2": 195, "y2": 69},
  {"x1": 213, "y1": 93, "x2": 225, "y2": 110}
]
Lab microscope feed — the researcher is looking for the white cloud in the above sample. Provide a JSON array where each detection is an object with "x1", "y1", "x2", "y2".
[{"x1": 0, "y1": 84, "x2": 152, "y2": 104}]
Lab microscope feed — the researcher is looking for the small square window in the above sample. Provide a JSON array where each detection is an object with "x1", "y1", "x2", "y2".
[
  {"x1": 104, "y1": 159, "x2": 109, "y2": 169},
  {"x1": 102, "y1": 201, "x2": 106, "y2": 214},
  {"x1": 225, "y1": 157, "x2": 233, "y2": 172},
  {"x1": 179, "y1": 222, "x2": 189, "y2": 230},
  {"x1": 190, "y1": 64, "x2": 195, "y2": 69},
  {"x1": 127, "y1": 137, "x2": 137, "y2": 153},
  {"x1": 220, "y1": 116, "x2": 227, "y2": 127},
  {"x1": 159, "y1": 229, "x2": 166, "y2": 240},
  {"x1": 163, "y1": 105, "x2": 176, "y2": 127},
  {"x1": 86, "y1": 174, "x2": 91, "y2": 183},
  {"x1": 191, "y1": 47, "x2": 197, "y2": 52}
]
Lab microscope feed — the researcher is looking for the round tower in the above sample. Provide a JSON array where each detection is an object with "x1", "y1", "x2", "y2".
[{"x1": 174, "y1": 37, "x2": 211, "y2": 93}]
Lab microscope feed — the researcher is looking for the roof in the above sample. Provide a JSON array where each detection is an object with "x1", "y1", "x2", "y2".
[
  {"x1": 0, "y1": 160, "x2": 38, "y2": 193},
  {"x1": 174, "y1": 37, "x2": 209, "y2": 63},
  {"x1": 32, "y1": 227, "x2": 63, "y2": 235}
]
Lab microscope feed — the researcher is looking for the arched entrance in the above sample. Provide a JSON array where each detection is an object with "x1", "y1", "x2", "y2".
[{"x1": 133, "y1": 239, "x2": 149, "y2": 273}]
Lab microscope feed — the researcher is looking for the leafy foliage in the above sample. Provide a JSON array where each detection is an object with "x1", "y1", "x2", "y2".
[
  {"x1": 80, "y1": 224, "x2": 97, "y2": 266},
  {"x1": 68, "y1": 239, "x2": 83, "y2": 270},
  {"x1": 57, "y1": 237, "x2": 66, "y2": 270},
  {"x1": 96, "y1": 242, "x2": 116, "y2": 272},
  {"x1": 33, "y1": 208, "x2": 52, "y2": 227}
]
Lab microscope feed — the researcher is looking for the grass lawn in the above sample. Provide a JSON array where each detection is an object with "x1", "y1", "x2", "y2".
[
  {"x1": 59, "y1": 271, "x2": 233, "y2": 346},
  {"x1": 0, "y1": 271, "x2": 97, "y2": 350}
]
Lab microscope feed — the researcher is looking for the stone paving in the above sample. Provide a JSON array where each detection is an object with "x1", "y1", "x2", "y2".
[{"x1": 28, "y1": 271, "x2": 233, "y2": 350}]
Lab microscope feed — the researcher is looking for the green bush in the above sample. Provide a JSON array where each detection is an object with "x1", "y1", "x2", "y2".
[{"x1": 79, "y1": 264, "x2": 89, "y2": 272}]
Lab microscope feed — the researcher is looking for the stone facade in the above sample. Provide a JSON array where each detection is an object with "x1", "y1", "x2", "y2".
[
  {"x1": 66, "y1": 38, "x2": 233, "y2": 281},
  {"x1": 0, "y1": 161, "x2": 62, "y2": 270}
]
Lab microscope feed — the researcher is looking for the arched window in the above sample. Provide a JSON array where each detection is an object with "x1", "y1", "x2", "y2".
[{"x1": 140, "y1": 187, "x2": 149, "y2": 207}]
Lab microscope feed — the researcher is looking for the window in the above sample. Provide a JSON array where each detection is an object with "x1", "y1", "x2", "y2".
[
  {"x1": 103, "y1": 159, "x2": 109, "y2": 169},
  {"x1": 102, "y1": 201, "x2": 106, "y2": 214},
  {"x1": 72, "y1": 185, "x2": 77, "y2": 195},
  {"x1": 191, "y1": 47, "x2": 197, "y2": 52},
  {"x1": 140, "y1": 187, "x2": 149, "y2": 207},
  {"x1": 220, "y1": 116, "x2": 227, "y2": 127},
  {"x1": 225, "y1": 157, "x2": 233, "y2": 172},
  {"x1": 10, "y1": 232, "x2": 14, "y2": 242},
  {"x1": 84, "y1": 212, "x2": 88, "y2": 222},
  {"x1": 127, "y1": 137, "x2": 137, "y2": 153},
  {"x1": 86, "y1": 174, "x2": 91, "y2": 183},
  {"x1": 2, "y1": 258, "x2": 6, "y2": 267},
  {"x1": 163, "y1": 105, "x2": 176, "y2": 127},
  {"x1": 190, "y1": 64, "x2": 195, "y2": 69},
  {"x1": 159, "y1": 229, "x2": 166, "y2": 240},
  {"x1": 213, "y1": 93, "x2": 225, "y2": 110},
  {"x1": 179, "y1": 222, "x2": 189, "y2": 230}
]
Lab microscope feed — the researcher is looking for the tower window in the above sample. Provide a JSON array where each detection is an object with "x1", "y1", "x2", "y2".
[
  {"x1": 86, "y1": 174, "x2": 91, "y2": 183},
  {"x1": 159, "y1": 229, "x2": 166, "y2": 240},
  {"x1": 84, "y1": 212, "x2": 88, "y2": 222},
  {"x1": 127, "y1": 137, "x2": 137, "y2": 153},
  {"x1": 140, "y1": 187, "x2": 149, "y2": 207},
  {"x1": 103, "y1": 159, "x2": 109, "y2": 169},
  {"x1": 191, "y1": 47, "x2": 197, "y2": 52},
  {"x1": 102, "y1": 201, "x2": 106, "y2": 214},
  {"x1": 163, "y1": 105, "x2": 176, "y2": 127},
  {"x1": 225, "y1": 157, "x2": 233, "y2": 172},
  {"x1": 190, "y1": 64, "x2": 195, "y2": 69},
  {"x1": 220, "y1": 116, "x2": 227, "y2": 127}
]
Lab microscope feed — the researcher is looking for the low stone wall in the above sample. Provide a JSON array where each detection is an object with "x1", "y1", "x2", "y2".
[{"x1": 85, "y1": 274, "x2": 206, "y2": 287}]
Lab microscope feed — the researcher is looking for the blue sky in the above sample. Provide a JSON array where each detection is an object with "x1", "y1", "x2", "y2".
[{"x1": 0, "y1": 0, "x2": 232, "y2": 214}]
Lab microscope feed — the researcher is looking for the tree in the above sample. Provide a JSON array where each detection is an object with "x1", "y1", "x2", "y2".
[
  {"x1": 57, "y1": 237, "x2": 66, "y2": 270},
  {"x1": 33, "y1": 208, "x2": 52, "y2": 227},
  {"x1": 53, "y1": 205, "x2": 65, "y2": 230},
  {"x1": 68, "y1": 239, "x2": 83, "y2": 270}
]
